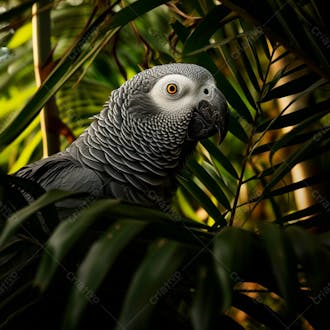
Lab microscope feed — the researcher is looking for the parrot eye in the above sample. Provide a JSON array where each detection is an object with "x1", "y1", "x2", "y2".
[{"x1": 166, "y1": 83, "x2": 178, "y2": 95}]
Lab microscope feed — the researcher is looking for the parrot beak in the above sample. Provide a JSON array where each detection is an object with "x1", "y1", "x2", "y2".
[
  {"x1": 186, "y1": 88, "x2": 229, "y2": 144},
  {"x1": 215, "y1": 102, "x2": 229, "y2": 144}
]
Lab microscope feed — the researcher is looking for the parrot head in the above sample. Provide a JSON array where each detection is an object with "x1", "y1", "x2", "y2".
[{"x1": 117, "y1": 63, "x2": 229, "y2": 145}]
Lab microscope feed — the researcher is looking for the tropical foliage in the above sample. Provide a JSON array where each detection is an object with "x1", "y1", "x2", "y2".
[{"x1": 0, "y1": 0, "x2": 329, "y2": 329}]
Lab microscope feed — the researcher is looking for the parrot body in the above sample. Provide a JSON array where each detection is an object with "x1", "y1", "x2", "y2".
[
  {"x1": 3, "y1": 63, "x2": 229, "y2": 329},
  {"x1": 16, "y1": 63, "x2": 228, "y2": 207}
]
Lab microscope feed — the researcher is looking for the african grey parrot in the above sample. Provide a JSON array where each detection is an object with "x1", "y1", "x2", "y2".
[{"x1": 16, "y1": 63, "x2": 228, "y2": 210}]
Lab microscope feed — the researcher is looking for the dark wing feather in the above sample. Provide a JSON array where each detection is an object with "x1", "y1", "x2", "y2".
[
  {"x1": 15, "y1": 152, "x2": 103, "y2": 194},
  {"x1": 15, "y1": 152, "x2": 107, "y2": 218}
]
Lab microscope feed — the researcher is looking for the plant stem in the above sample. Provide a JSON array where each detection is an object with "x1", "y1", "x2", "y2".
[
  {"x1": 229, "y1": 143, "x2": 250, "y2": 226},
  {"x1": 32, "y1": 0, "x2": 60, "y2": 156}
]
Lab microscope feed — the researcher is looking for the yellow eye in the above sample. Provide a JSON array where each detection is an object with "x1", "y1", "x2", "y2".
[{"x1": 166, "y1": 83, "x2": 178, "y2": 94}]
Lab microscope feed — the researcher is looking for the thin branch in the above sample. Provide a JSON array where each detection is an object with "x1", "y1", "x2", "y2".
[{"x1": 229, "y1": 138, "x2": 253, "y2": 226}]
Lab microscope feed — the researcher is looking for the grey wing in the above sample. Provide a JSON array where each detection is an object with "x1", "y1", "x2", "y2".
[
  {"x1": 15, "y1": 152, "x2": 104, "y2": 195},
  {"x1": 15, "y1": 152, "x2": 107, "y2": 218}
]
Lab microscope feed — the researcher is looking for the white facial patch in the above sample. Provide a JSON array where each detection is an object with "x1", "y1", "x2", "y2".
[{"x1": 149, "y1": 74, "x2": 199, "y2": 112}]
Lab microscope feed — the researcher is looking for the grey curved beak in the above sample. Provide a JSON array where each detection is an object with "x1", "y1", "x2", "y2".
[{"x1": 187, "y1": 87, "x2": 229, "y2": 143}]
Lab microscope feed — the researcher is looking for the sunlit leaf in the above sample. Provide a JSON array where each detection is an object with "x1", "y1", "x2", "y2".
[
  {"x1": 178, "y1": 175, "x2": 227, "y2": 227},
  {"x1": 187, "y1": 158, "x2": 231, "y2": 209},
  {"x1": 201, "y1": 139, "x2": 239, "y2": 180}
]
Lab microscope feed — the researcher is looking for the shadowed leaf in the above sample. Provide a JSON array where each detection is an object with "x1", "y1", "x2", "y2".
[
  {"x1": 63, "y1": 219, "x2": 147, "y2": 330},
  {"x1": 0, "y1": 190, "x2": 83, "y2": 247},
  {"x1": 117, "y1": 239, "x2": 188, "y2": 330},
  {"x1": 213, "y1": 227, "x2": 255, "y2": 312},
  {"x1": 259, "y1": 223, "x2": 299, "y2": 312},
  {"x1": 34, "y1": 199, "x2": 119, "y2": 291}
]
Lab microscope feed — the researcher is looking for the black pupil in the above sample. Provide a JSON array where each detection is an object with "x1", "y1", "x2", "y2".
[
  {"x1": 204, "y1": 88, "x2": 209, "y2": 95},
  {"x1": 169, "y1": 85, "x2": 176, "y2": 92}
]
